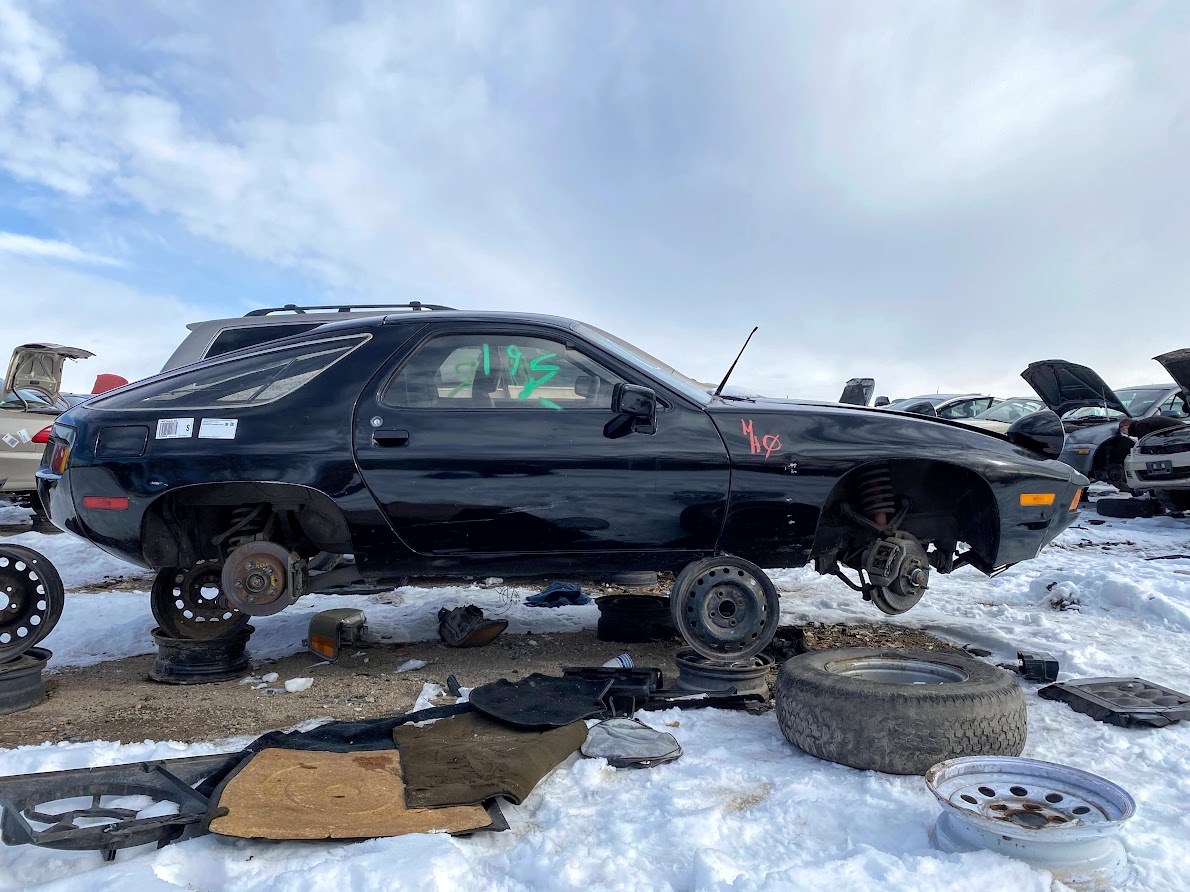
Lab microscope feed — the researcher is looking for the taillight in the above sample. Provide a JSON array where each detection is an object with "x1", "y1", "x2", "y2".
[
  {"x1": 50, "y1": 442, "x2": 71, "y2": 474},
  {"x1": 46, "y1": 423, "x2": 76, "y2": 475},
  {"x1": 32, "y1": 426, "x2": 52, "y2": 444}
]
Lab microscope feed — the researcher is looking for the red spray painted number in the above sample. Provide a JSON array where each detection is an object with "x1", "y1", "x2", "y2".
[{"x1": 741, "y1": 419, "x2": 782, "y2": 459}]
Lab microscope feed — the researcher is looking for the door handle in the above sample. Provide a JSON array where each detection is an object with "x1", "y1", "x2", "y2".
[{"x1": 372, "y1": 429, "x2": 410, "y2": 448}]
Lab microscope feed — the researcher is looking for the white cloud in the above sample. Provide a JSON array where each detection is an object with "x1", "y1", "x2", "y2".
[{"x1": 0, "y1": 231, "x2": 119, "y2": 266}]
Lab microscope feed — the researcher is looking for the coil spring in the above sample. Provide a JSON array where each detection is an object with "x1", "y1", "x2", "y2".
[
  {"x1": 857, "y1": 463, "x2": 895, "y2": 520},
  {"x1": 226, "y1": 504, "x2": 268, "y2": 550}
]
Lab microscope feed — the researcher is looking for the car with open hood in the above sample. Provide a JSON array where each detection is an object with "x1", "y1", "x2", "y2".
[
  {"x1": 1022, "y1": 358, "x2": 1189, "y2": 489},
  {"x1": 1, "y1": 344, "x2": 93, "y2": 511},
  {"x1": 37, "y1": 309, "x2": 1085, "y2": 651},
  {"x1": 1123, "y1": 349, "x2": 1190, "y2": 511}
]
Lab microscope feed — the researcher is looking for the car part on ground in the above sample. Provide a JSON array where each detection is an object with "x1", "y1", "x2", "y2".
[
  {"x1": 0, "y1": 752, "x2": 230, "y2": 861},
  {"x1": 674, "y1": 649, "x2": 772, "y2": 698},
  {"x1": 580, "y1": 718, "x2": 683, "y2": 768},
  {"x1": 670, "y1": 556, "x2": 779, "y2": 660},
  {"x1": 40, "y1": 310, "x2": 1087, "y2": 638},
  {"x1": 207, "y1": 748, "x2": 493, "y2": 840},
  {"x1": 762, "y1": 626, "x2": 808, "y2": 663},
  {"x1": 149, "y1": 626, "x2": 253, "y2": 685},
  {"x1": 1016, "y1": 651, "x2": 1060, "y2": 683},
  {"x1": 469, "y1": 674, "x2": 612, "y2": 728},
  {"x1": 596, "y1": 594, "x2": 675, "y2": 643},
  {"x1": 437, "y1": 605, "x2": 508, "y2": 648},
  {"x1": 561, "y1": 665, "x2": 664, "y2": 716},
  {"x1": 1039, "y1": 677, "x2": 1190, "y2": 728},
  {"x1": 524, "y1": 581, "x2": 592, "y2": 607},
  {"x1": 1096, "y1": 497, "x2": 1161, "y2": 519},
  {"x1": 926, "y1": 756, "x2": 1135, "y2": 891},
  {"x1": 0, "y1": 545, "x2": 64, "y2": 662},
  {"x1": 150, "y1": 564, "x2": 249, "y2": 640},
  {"x1": 0, "y1": 647, "x2": 50, "y2": 716},
  {"x1": 607, "y1": 570, "x2": 659, "y2": 587},
  {"x1": 774, "y1": 647, "x2": 1027, "y2": 775},
  {"x1": 303, "y1": 608, "x2": 368, "y2": 661}
]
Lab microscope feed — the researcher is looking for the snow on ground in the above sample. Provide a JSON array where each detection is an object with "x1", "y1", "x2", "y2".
[{"x1": 3, "y1": 508, "x2": 1190, "y2": 891}]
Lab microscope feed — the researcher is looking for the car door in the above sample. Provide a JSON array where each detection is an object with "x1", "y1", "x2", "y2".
[{"x1": 352, "y1": 323, "x2": 731, "y2": 556}]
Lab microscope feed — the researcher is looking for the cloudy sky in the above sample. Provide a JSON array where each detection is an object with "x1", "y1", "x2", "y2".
[{"x1": 2, "y1": 0, "x2": 1188, "y2": 400}]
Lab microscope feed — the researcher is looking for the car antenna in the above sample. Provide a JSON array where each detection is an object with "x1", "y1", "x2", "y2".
[{"x1": 713, "y1": 326, "x2": 759, "y2": 397}]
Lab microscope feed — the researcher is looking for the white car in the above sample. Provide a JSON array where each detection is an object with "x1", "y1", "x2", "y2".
[
  {"x1": 1123, "y1": 349, "x2": 1190, "y2": 511},
  {"x1": 961, "y1": 397, "x2": 1048, "y2": 434},
  {"x1": 882, "y1": 393, "x2": 1000, "y2": 421}
]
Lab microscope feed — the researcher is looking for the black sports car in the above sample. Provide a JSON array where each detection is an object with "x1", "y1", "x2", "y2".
[{"x1": 38, "y1": 307, "x2": 1085, "y2": 659}]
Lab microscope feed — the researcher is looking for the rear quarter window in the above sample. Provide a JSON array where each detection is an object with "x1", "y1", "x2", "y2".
[
  {"x1": 97, "y1": 336, "x2": 368, "y2": 411},
  {"x1": 204, "y1": 323, "x2": 324, "y2": 359}
]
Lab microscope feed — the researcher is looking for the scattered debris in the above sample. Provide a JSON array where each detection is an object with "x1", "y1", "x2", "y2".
[
  {"x1": 469, "y1": 674, "x2": 611, "y2": 728},
  {"x1": 1017, "y1": 652, "x2": 1060, "y2": 683},
  {"x1": 284, "y1": 678, "x2": 314, "y2": 693},
  {"x1": 303, "y1": 608, "x2": 368, "y2": 662},
  {"x1": 437, "y1": 605, "x2": 508, "y2": 648},
  {"x1": 1039, "y1": 677, "x2": 1190, "y2": 728},
  {"x1": 674, "y1": 649, "x2": 773, "y2": 699},
  {"x1": 581, "y1": 718, "x2": 682, "y2": 768},
  {"x1": 261, "y1": 672, "x2": 279, "y2": 684},
  {"x1": 524, "y1": 582, "x2": 592, "y2": 608},
  {"x1": 397, "y1": 659, "x2": 428, "y2": 673}
]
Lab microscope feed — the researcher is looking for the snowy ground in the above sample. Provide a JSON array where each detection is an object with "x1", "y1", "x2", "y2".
[{"x1": 3, "y1": 498, "x2": 1190, "y2": 891}]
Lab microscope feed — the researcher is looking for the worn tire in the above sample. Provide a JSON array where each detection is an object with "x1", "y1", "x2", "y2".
[
  {"x1": 775, "y1": 647, "x2": 1027, "y2": 775},
  {"x1": 1096, "y1": 498, "x2": 1159, "y2": 519}
]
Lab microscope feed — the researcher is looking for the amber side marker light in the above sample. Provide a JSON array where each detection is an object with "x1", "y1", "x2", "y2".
[
  {"x1": 1020, "y1": 493, "x2": 1056, "y2": 506},
  {"x1": 82, "y1": 497, "x2": 129, "y2": 510},
  {"x1": 308, "y1": 634, "x2": 337, "y2": 659},
  {"x1": 1070, "y1": 490, "x2": 1084, "y2": 511}
]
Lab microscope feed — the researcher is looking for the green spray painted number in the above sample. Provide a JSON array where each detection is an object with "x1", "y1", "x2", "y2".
[{"x1": 441, "y1": 343, "x2": 564, "y2": 409}]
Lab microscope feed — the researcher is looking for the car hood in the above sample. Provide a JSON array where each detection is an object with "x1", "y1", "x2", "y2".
[
  {"x1": 1138, "y1": 423, "x2": 1190, "y2": 449},
  {"x1": 3, "y1": 344, "x2": 94, "y2": 403},
  {"x1": 1021, "y1": 359, "x2": 1129, "y2": 419},
  {"x1": 1154, "y1": 348, "x2": 1190, "y2": 396},
  {"x1": 837, "y1": 378, "x2": 875, "y2": 406}
]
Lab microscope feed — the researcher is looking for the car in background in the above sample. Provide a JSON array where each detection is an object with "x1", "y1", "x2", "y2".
[
  {"x1": 1123, "y1": 349, "x2": 1190, "y2": 511},
  {"x1": 161, "y1": 302, "x2": 453, "y2": 371},
  {"x1": 882, "y1": 393, "x2": 1000, "y2": 421},
  {"x1": 837, "y1": 377, "x2": 875, "y2": 406},
  {"x1": 1022, "y1": 358, "x2": 1189, "y2": 489},
  {"x1": 1, "y1": 344, "x2": 93, "y2": 525},
  {"x1": 961, "y1": 397, "x2": 1048, "y2": 434}
]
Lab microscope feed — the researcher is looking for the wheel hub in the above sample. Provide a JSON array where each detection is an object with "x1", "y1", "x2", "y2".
[
  {"x1": 862, "y1": 531, "x2": 930, "y2": 615},
  {"x1": 222, "y1": 542, "x2": 302, "y2": 616},
  {"x1": 151, "y1": 563, "x2": 247, "y2": 641}
]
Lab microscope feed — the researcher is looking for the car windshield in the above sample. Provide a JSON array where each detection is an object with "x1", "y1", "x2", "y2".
[
  {"x1": 1116, "y1": 387, "x2": 1169, "y2": 417},
  {"x1": 974, "y1": 398, "x2": 1044, "y2": 423},
  {"x1": 574, "y1": 324, "x2": 712, "y2": 404}
]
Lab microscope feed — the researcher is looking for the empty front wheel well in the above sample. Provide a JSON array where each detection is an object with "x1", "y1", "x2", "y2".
[
  {"x1": 811, "y1": 459, "x2": 1000, "y2": 571},
  {"x1": 141, "y1": 482, "x2": 353, "y2": 567}
]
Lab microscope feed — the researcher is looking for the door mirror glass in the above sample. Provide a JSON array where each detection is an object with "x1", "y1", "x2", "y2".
[
  {"x1": 612, "y1": 383, "x2": 656, "y2": 419},
  {"x1": 1006, "y1": 409, "x2": 1065, "y2": 460}
]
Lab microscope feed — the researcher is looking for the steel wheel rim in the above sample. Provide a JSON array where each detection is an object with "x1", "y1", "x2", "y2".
[
  {"x1": 675, "y1": 563, "x2": 776, "y2": 658},
  {"x1": 0, "y1": 553, "x2": 52, "y2": 660},
  {"x1": 826, "y1": 656, "x2": 968, "y2": 685},
  {"x1": 155, "y1": 564, "x2": 245, "y2": 639}
]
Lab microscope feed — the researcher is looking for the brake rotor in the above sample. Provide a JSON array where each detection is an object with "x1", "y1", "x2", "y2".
[
  {"x1": 670, "y1": 556, "x2": 780, "y2": 660},
  {"x1": 0, "y1": 545, "x2": 65, "y2": 663},
  {"x1": 222, "y1": 541, "x2": 300, "y2": 617},
  {"x1": 864, "y1": 531, "x2": 930, "y2": 616},
  {"x1": 151, "y1": 563, "x2": 248, "y2": 641}
]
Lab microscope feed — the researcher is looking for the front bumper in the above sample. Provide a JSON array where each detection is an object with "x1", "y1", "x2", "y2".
[{"x1": 1124, "y1": 453, "x2": 1190, "y2": 491}]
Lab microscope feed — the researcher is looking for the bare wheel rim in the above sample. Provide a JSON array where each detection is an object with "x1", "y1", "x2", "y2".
[
  {"x1": 826, "y1": 656, "x2": 969, "y2": 685},
  {"x1": 152, "y1": 564, "x2": 247, "y2": 640},
  {"x1": 674, "y1": 560, "x2": 778, "y2": 659},
  {"x1": 0, "y1": 546, "x2": 63, "y2": 661}
]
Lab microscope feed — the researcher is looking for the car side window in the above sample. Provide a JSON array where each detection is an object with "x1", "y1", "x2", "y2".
[
  {"x1": 1158, "y1": 393, "x2": 1190, "y2": 418},
  {"x1": 938, "y1": 401, "x2": 972, "y2": 419},
  {"x1": 382, "y1": 333, "x2": 626, "y2": 410}
]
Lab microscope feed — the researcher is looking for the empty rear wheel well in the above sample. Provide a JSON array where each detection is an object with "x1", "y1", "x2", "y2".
[
  {"x1": 141, "y1": 482, "x2": 352, "y2": 567},
  {"x1": 812, "y1": 459, "x2": 1000, "y2": 571}
]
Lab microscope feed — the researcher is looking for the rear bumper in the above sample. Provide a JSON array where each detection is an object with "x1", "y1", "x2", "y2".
[{"x1": 38, "y1": 467, "x2": 150, "y2": 567}]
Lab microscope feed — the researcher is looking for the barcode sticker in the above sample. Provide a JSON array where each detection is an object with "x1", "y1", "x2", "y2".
[
  {"x1": 199, "y1": 419, "x2": 238, "y2": 440},
  {"x1": 16, "y1": 429, "x2": 31, "y2": 443},
  {"x1": 155, "y1": 418, "x2": 194, "y2": 440}
]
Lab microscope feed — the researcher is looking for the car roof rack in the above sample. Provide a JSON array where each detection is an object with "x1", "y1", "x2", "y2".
[{"x1": 244, "y1": 302, "x2": 456, "y2": 317}]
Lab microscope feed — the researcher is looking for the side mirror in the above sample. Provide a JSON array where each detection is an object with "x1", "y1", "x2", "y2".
[
  {"x1": 605, "y1": 383, "x2": 657, "y2": 439},
  {"x1": 874, "y1": 396, "x2": 890, "y2": 407},
  {"x1": 612, "y1": 383, "x2": 656, "y2": 419},
  {"x1": 1006, "y1": 409, "x2": 1065, "y2": 460}
]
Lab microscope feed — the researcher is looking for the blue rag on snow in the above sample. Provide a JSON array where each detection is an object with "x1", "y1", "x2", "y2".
[{"x1": 524, "y1": 582, "x2": 592, "y2": 608}]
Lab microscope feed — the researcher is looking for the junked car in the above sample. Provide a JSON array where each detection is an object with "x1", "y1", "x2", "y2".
[
  {"x1": 1022, "y1": 359, "x2": 1189, "y2": 489},
  {"x1": 1, "y1": 344, "x2": 93, "y2": 525},
  {"x1": 961, "y1": 397, "x2": 1048, "y2": 435},
  {"x1": 882, "y1": 393, "x2": 1000, "y2": 420},
  {"x1": 1123, "y1": 349, "x2": 1190, "y2": 511},
  {"x1": 38, "y1": 307, "x2": 1086, "y2": 660}
]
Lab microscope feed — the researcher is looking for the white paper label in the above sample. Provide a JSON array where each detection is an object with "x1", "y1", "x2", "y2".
[
  {"x1": 1, "y1": 434, "x2": 18, "y2": 449},
  {"x1": 16, "y1": 429, "x2": 31, "y2": 443},
  {"x1": 155, "y1": 418, "x2": 194, "y2": 439},
  {"x1": 199, "y1": 418, "x2": 238, "y2": 440}
]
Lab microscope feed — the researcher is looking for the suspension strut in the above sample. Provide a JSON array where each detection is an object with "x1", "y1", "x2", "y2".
[{"x1": 857, "y1": 463, "x2": 895, "y2": 526}]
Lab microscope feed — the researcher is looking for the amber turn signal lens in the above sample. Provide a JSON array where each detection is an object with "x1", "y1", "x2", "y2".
[
  {"x1": 309, "y1": 634, "x2": 336, "y2": 658},
  {"x1": 1020, "y1": 493, "x2": 1056, "y2": 506},
  {"x1": 1070, "y1": 490, "x2": 1083, "y2": 511}
]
